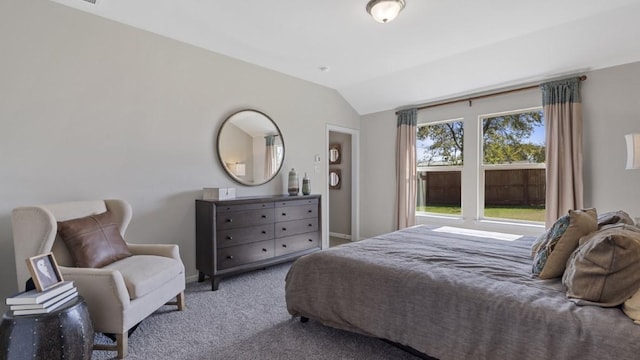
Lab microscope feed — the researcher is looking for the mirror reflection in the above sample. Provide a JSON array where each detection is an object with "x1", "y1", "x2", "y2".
[{"x1": 217, "y1": 110, "x2": 284, "y2": 186}]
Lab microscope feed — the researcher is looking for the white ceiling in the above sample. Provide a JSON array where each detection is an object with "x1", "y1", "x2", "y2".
[{"x1": 51, "y1": 0, "x2": 640, "y2": 115}]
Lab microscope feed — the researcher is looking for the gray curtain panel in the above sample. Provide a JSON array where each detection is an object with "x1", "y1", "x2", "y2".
[
  {"x1": 396, "y1": 108, "x2": 418, "y2": 229},
  {"x1": 541, "y1": 77, "x2": 584, "y2": 227}
]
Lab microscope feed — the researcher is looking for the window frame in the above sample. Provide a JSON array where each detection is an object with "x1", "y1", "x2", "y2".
[
  {"x1": 477, "y1": 106, "x2": 545, "y2": 224},
  {"x1": 416, "y1": 118, "x2": 464, "y2": 217}
]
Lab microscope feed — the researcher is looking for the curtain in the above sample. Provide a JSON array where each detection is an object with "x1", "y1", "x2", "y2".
[
  {"x1": 541, "y1": 77, "x2": 583, "y2": 227},
  {"x1": 396, "y1": 108, "x2": 418, "y2": 230},
  {"x1": 264, "y1": 135, "x2": 277, "y2": 178}
]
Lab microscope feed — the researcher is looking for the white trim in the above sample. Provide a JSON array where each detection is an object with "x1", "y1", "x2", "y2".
[{"x1": 326, "y1": 124, "x2": 360, "y2": 249}]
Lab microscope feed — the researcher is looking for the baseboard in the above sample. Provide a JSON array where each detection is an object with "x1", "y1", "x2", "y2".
[
  {"x1": 329, "y1": 232, "x2": 351, "y2": 240},
  {"x1": 186, "y1": 274, "x2": 200, "y2": 283}
]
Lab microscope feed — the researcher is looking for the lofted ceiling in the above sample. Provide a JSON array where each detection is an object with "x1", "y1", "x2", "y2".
[{"x1": 51, "y1": 0, "x2": 640, "y2": 115}]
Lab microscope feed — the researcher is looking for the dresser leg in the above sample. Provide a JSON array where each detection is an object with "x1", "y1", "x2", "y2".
[
  {"x1": 211, "y1": 277, "x2": 220, "y2": 291},
  {"x1": 198, "y1": 272, "x2": 205, "y2": 282}
]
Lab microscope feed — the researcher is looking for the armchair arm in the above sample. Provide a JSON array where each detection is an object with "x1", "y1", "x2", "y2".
[
  {"x1": 127, "y1": 243, "x2": 181, "y2": 261},
  {"x1": 59, "y1": 266, "x2": 130, "y2": 319}
]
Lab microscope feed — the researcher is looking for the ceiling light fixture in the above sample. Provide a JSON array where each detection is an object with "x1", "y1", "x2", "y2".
[{"x1": 366, "y1": 0, "x2": 406, "y2": 24}]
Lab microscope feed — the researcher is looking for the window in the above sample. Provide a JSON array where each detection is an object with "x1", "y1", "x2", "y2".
[
  {"x1": 480, "y1": 108, "x2": 545, "y2": 222},
  {"x1": 416, "y1": 120, "x2": 464, "y2": 216}
]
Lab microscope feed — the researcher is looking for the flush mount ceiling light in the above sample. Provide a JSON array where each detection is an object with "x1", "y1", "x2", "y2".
[{"x1": 366, "y1": 0, "x2": 406, "y2": 23}]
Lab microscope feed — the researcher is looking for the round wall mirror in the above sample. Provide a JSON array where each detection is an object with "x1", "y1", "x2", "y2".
[
  {"x1": 329, "y1": 169, "x2": 341, "y2": 189},
  {"x1": 217, "y1": 109, "x2": 285, "y2": 186}
]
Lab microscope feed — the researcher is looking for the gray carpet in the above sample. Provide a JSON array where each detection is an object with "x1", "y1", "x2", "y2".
[{"x1": 91, "y1": 262, "x2": 421, "y2": 360}]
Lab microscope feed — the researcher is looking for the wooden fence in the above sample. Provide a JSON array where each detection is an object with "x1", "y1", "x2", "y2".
[{"x1": 418, "y1": 169, "x2": 545, "y2": 207}]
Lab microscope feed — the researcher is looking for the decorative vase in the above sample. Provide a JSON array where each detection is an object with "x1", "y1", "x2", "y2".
[
  {"x1": 302, "y1": 173, "x2": 311, "y2": 195},
  {"x1": 288, "y1": 168, "x2": 299, "y2": 196}
]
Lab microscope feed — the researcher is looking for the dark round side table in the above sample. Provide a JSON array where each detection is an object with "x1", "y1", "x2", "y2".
[{"x1": 0, "y1": 296, "x2": 94, "y2": 360}]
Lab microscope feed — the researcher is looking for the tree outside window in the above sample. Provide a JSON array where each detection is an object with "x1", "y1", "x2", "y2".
[{"x1": 416, "y1": 109, "x2": 546, "y2": 222}]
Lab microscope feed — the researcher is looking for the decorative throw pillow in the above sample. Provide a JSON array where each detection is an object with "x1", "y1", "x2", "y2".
[
  {"x1": 57, "y1": 211, "x2": 132, "y2": 268},
  {"x1": 563, "y1": 227, "x2": 640, "y2": 307},
  {"x1": 597, "y1": 210, "x2": 635, "y2": 229},
  {"x1": 623, "y1": 288, "x2": 640, "y2": 324},
  {"x1": 532, "y1": 208, "x2": 597, "y2": 279},
  {"x1": 530, "y1": 232, "x2": 547, "y2": 258}
]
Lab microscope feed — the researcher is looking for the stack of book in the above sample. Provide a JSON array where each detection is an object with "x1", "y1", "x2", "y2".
[{"x1": 6, "y1": 281, "x2": 77, "y2": 316}]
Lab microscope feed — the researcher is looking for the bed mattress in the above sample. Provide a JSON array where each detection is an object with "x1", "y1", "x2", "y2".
[{"x1": 285, "y1": 225, "x2": 640, "y2": 359}]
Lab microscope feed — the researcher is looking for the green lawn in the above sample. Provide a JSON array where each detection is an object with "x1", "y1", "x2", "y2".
[{"x1": 417, "y1": 205, "x2": 545, "y2": 222}]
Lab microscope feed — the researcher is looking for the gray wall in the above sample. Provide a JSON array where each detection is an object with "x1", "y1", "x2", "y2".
[
  {"x1": 582, "y1": 62, "x2": 640, "y2": 216},
  {"x1": 0, "y1": 0, "x2": 359, "y2": 302},
  {"x1": 360, "y1": 61, "x2": 640, "y2": 239},
  {"x1": 328, "y1": 131, "x2": 352, "y2": 237}
]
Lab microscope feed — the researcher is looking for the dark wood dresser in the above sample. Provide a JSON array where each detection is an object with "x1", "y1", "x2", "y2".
[{"x1": 196, "y1": 194, "x2": 321, "y2": 290}]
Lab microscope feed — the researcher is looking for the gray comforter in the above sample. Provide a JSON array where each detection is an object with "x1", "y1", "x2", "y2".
[{"x1": 285, "y1": 225, "x2": 640, "y2": 360}]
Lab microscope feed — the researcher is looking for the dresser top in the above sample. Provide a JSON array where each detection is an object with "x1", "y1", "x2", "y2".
[{"x1": 197, "y1": 194, "x2": 320, "y2": 205}]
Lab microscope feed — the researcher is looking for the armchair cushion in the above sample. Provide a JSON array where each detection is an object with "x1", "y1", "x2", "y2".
[
  {"x1": 103, "y1": 255, "x2": 184, "y2": 299},
  {"x1": 57, "y1": 211, "x2": 132, "y2": 268}
]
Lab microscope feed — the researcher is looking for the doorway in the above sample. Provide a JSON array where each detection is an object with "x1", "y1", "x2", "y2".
[{"x1": 326, "y1": 125, "x2": 359, "y2": 248}]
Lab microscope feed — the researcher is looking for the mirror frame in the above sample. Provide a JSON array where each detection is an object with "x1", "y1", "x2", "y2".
[{"x1": 216, "y1": 109, "x2": 285, "y2": 186}]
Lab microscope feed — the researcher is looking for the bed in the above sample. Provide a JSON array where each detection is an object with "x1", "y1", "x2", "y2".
[{"x1": 285, "y1": 224, "x2": 640, "y2": 360}]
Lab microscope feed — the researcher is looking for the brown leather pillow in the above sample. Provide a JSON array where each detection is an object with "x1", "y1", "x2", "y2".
[{"x1": 57, "y1": 211, "x2": 132, "y2": 268}]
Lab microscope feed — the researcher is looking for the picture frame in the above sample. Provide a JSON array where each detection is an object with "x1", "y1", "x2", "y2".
[{"x1": 26, "y1": 252, "x2": 64, "y2": 292}]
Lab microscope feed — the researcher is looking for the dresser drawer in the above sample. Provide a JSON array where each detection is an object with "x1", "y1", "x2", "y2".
[
  {"x1": 275, "y1": 218, "x2": 318, "y2": 238},
  {"x1": 276, "y1": 204, "x2": 317, "y2": 222},
  {"x1": 216, "y1": 202, "x2": 274, "y2": 213},
  {"x1": 275, "y1": 232, "x2": 320, "y2": 256},
  {"x1": 216, "y1": 208, "x2": 274, "y2": 230},
  {"x1": 217, "y1": 240, "x2": 275, "y2": 270},
  {"x1": 274, "y1": 198, "x2": 319, "y2": 208},
  {"x1": 216, "y1": 225, "x2": 274, "y2": 248}
]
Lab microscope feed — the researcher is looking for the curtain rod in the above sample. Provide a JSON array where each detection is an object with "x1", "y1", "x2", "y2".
[{"x1": 395, "y1": 75, "x2": 587, "y2": 114}]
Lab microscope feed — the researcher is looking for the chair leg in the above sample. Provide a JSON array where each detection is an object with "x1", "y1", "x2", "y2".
[
  {"x1": 116, "y1": 333, "x2": 128, "y2": 359},
  {"x1": 176, "y1": 291, "x2": 185, "y2": 311}
]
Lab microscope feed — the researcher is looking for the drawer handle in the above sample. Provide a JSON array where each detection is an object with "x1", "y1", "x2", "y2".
[
  {"x1": 262, "y1": 248, "x2": 268, "y2": 252},
  {"x1": 308, "y1": 210, "x2": 312, "y2": 213},
  {"x1": 308, "y1": 224, "x2": 313, "y2": 227},
  {"x1": 282, "y1": 244, "x2": 287, "y2": 248},
  {"x1": 308, "y1": 238, "x2": 313, "y2": 242},
  {"x1": 281, "y1": 213, "x2": 287, "y2": 216},
  {"x1": 226, "y1": 236, "x2": 233, "y2": 240},
  {"x1": 282, "y1": 227, "x2": 287, "y2": 231},
  {"x1": 261, "y1": 215, "x2": 267, "y2": 218},
  {"x1": 262, "y1": 230, "x2": 267, "y2": 234},
  {"x1": 226, "y1": 255, "x2": 234, "y2": 260},
  {"x1": 225, "y1": 219, "x2": 233, "y2": 223}
]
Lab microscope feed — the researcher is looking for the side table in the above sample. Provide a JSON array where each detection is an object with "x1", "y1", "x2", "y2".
[{"x1": 0, "y1": 296, "x2": 94, "y2": 360}]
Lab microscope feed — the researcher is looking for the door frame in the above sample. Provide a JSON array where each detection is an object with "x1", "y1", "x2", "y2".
[{"x1": 325, "y1": 124, "x2": 360, "y2": 248}]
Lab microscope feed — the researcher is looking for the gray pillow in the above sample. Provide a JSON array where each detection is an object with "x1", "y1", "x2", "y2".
[
  {"x1": 597, "y1": 210, "x2": 635, "y2": 229},
  {"x1": 563, "y1": 227, "x2": 640, "y2": 307}
]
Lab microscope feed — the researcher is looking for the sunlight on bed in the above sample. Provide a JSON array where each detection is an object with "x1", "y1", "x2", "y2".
[{"x1": 432, "y1": 226, "x2": 522, "y2": 241}]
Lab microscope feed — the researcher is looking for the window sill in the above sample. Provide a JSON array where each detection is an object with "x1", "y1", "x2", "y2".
[{"x1": 416, "y1": 213, "x2": 545, "y2": 237}]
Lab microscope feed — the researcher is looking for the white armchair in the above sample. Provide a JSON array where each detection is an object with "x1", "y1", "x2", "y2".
[{"x1": 11, "y1": 199, "x2": 185, "y2": 359}]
